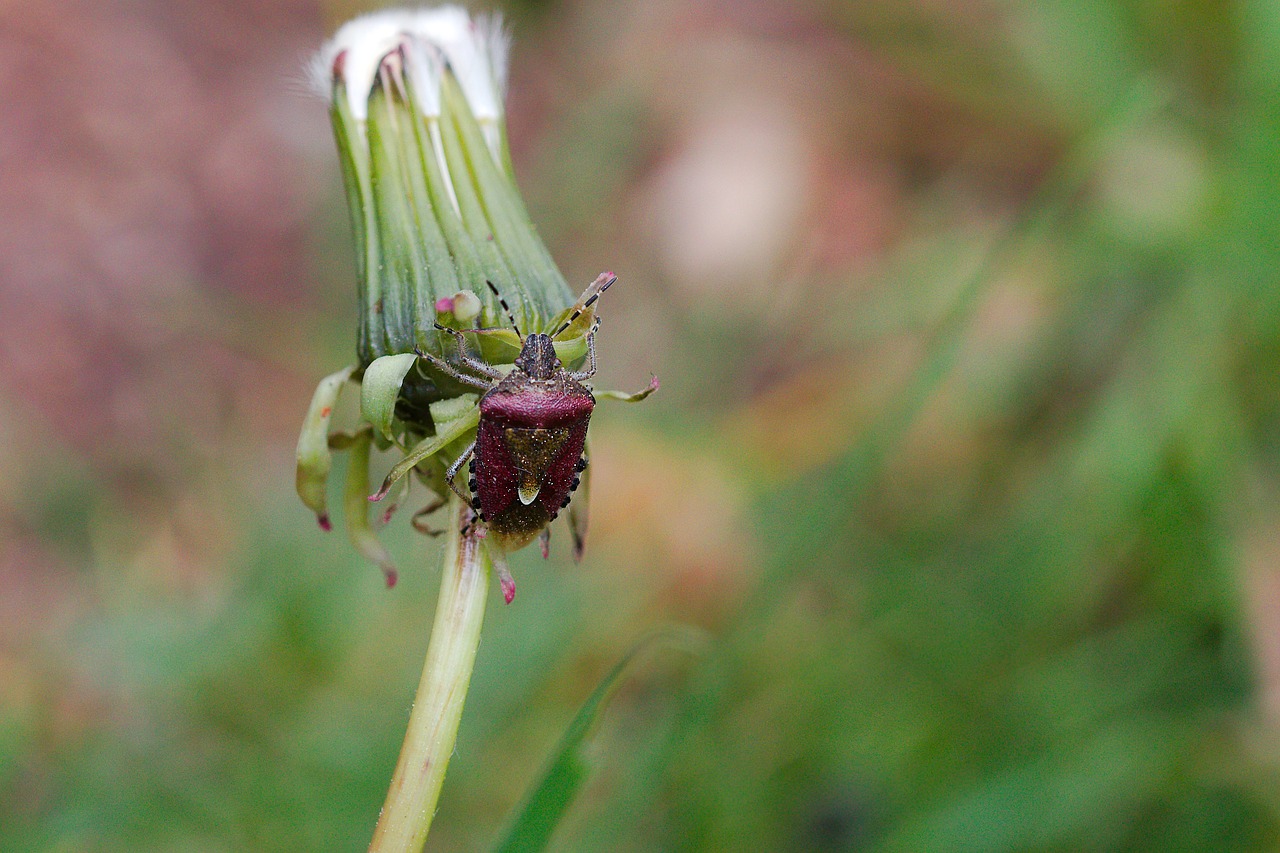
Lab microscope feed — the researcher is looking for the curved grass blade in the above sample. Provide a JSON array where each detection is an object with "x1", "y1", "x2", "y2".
[{"x1": 493, "y1": 628, "x2": 709, "y2": 853}]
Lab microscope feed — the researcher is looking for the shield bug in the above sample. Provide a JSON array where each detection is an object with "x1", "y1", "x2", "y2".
[{"x1": 418, "y1": 273, "x2": 654, "y2": 570}]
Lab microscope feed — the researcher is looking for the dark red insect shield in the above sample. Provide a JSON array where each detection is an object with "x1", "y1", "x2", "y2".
[
  {"x1": 472, "y1": 363, "x2": 593, "y2": 552},
  {"x1": 414, "y1": 273, "x2": 654, "y2": 568}
]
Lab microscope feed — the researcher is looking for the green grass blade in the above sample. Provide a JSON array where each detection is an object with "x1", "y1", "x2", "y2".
[{"x1": 494, "y1": 628, "x2": 708, "y2": 853}]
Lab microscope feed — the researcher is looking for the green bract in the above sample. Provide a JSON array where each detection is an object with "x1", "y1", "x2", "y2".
[{"x1": 332, "y1": 44, "x2": 573, "y2": 371}]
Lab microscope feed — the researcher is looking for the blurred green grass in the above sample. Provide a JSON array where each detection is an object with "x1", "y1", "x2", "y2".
[{"x1": 5, "y1": 0, "x2": 1280, "y2": 850}]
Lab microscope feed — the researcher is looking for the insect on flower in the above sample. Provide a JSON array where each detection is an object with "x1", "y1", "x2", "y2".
[{"x1": 418, "y1": 273, "x2": 657, "y2": 565}]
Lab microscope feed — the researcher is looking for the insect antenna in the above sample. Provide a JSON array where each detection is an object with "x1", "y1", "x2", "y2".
[
  {"x1": 552, "y1": 272, "x2": 616, "y2": 339},
  {"x1": 485, "y1": 280, "x2": 523, "y2": 342}
]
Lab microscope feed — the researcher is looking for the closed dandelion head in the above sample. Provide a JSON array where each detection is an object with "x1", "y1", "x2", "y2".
[{"x1": 295, "y1": 6, "x2": 656, "y2": 591}]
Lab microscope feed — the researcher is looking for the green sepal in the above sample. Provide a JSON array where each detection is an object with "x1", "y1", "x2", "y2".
[
  {"x1": 430, "y1": 392, "x2": 481, "y2": 426},
  {"x1": 436, "y1": 326, "x2": 587, "y2": 373},
  {"x1": 296, "y1": 364, "x2": 356, "y2": 529},
  {"x1": 326, "y1": 429, "x2": 365, "y2": 451},
  {"x1": 596, "y1": 375, "x2": 660, "y2": 403},
  {"x1": 361, "y1": 353, "x2": 419, "y2": 440},
  {"x1": 370, "y1": 398, "x2": 480, "y2": 501},
  {"x1": 344, "y1": 429, "x2": 399, "y2": 587},
  {"x1": 552, "y1": 335, "x2": 588, "y2": 368},
  {"x1": 472, "y1": 328, "x2": 522, "y2": 364}
]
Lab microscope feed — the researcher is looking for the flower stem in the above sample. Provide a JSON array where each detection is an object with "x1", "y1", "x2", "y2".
[{"x1": 369, "y1": 496, "x2": 490, "y2": 852}]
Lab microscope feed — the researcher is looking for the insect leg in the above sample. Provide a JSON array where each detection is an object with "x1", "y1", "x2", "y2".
[
  {"x1": 559, "y1": 455, "x2": 588, "y2": 509},
  {"x1": 414, "y1": 346, "x2": 493, "y2": 391},
  {"x1": 567, "y1": 447, "x2": 591, "y2": 563},
  {"x1": 566, "y1": 317, "x2": 601, "y2": 381},
  {"x1": 444, "y1": 441, "x2": 477, "y2": 506},
  {"x1": 433, "y1": 323, "x2": 505, "y2": 378}
]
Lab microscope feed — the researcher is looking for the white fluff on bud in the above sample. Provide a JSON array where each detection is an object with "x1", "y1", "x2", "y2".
[{"x1": 314, "y1": 6, "x2": 509, "y2": 137}]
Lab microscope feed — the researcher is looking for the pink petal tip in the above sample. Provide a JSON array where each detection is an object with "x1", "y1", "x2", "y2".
[
  {"x1": 318, "y1": 514, "x2": 332, "y2": 532},
  {"x1": 501, "y1": 576, "x2": 516, "y2": 604},
  {"x1": 384, "y1": 569, "x2": 398, "y2": 589},
  {"x1": 435, "y1": 297, "x2": 454, "y2": 313}
]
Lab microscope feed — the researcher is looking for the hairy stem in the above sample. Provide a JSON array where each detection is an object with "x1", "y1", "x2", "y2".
[{"x1": 369, "y1": 497, "x2": 490, "y2": 852}]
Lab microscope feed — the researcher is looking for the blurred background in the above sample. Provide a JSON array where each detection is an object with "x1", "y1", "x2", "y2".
[{"x1": 4, "y1": 0, "x2": 1280, "y2": 849}]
